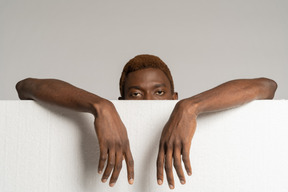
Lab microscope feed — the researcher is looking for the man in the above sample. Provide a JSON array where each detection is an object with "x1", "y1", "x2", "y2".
[{"x1": 16, "y1": 54, "x2": 277, "y2": 189}]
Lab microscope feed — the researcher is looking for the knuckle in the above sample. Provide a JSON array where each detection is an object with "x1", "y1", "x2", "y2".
[
  {"x1": 182, "y1": 139, "x2": 190, "y2": 145},
  {"x1": 108, "y1": 161, "x2": 115, "y2": 168},
  {"x1": 165, "y1": 164, "x2": 172, "y2": 172},
  {"x1": 173, "y1": 162, "x2": 181, "y2": 170},
  {"x1": 157, "y1": 170, "x2": 163, "y2": 177},
  {"x1": 182, "y1": 155, "x2": 190, "y2": 162},
  {"x1": 174, "y1": 141, "x2": 181, "y2": 148},
  {"x1": 123, "y1": 140, "x2": 129, "y2": 147},
  {"x1": 128, "y1": 159, "x2": 134, "y2": 167},
  {"x1": 129, "y1": 170, "x2": 134, "y2": 176},
  {"x1": 110, "y1": 178, "x2": 118, "y2": 184},
  {"x1": 168, "y1": 178, "x2": 173, "y2": 183},
  {"x1": 116, "y1": 163, "x2": 122, "y2": 171},
  {"x1": 166, "y1": 141, "x2": 173, "y2": 149},
  {"x1": 185, "y1": 164, "x2": 191, "y2": 170},
  {"x1": 116, "y1": 141, "x2": 122, "y2": 149},
  {"x1": 167, "y1": 175, "x2": 173, "y2": 183},
  {"x1": 102, "y1": 173, "x2": 110, "y2": 178},
  {"x1": 100, "y1": 155, "x2": 107, "y2": 161},
  {"x1": 159, "y1": 141, "x2": 165, "y2": 148},
  {"x1": 157, "y1": 159, "x2": 163, "y2": 167}
]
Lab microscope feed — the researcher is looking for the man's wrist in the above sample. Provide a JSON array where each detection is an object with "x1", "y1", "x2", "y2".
[
  {"x1": 92, "y1": 98, "x2": 114, "y2": 118},
  {"x1": 177, "y1": 98, "x2": 199, "y2": 117}
]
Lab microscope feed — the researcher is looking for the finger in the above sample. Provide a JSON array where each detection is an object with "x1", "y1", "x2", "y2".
[
  {"x1": 182, "y1": 143, "x2": 192, "y2": 176},
  {"x1": 102, "y1": 149, "x2": 115, "y2": 183},
  {"x1": 109, "y1": 152, "x2": 123, "y2": 187},
  {"x1": 124, "y1": 147, "x2": 134, "y2": 184},
  {"x1": 173, "y1": 144, "x2": 186, "y2": 184},
  {"x1": 165, "y1": 146, "x2": 174, "y2": 189},
  {"x1": 156, "y1": 145, "x2": 165, "y2": 185},
  {"x1": 98, "y1": 146, "x2": 108, "y2": 174}
]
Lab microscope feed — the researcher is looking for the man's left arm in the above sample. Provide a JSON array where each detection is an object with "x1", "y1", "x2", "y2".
[{"x1": 156, "y1": 78, "x2": 277, "y2": 189}]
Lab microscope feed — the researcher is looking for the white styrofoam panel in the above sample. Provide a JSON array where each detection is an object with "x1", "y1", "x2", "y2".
[{"x1": 0, "y1": 100, "x2": 288, "y2": 192}]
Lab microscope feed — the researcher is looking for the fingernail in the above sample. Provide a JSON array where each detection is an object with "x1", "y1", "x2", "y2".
[
  {"x1": 181, "y1": 180, "x2": 185, "y2": 184},
  {"x1": 129, "y1": 178, "x2": 134, "y2": 184},
  {"x1": 157, "y1": 179, "x2": 163, "y2": 185},
  {"x1": 188, "y1": 172, "x2": 192, "y2": 176},
  {"x1": 109, "y1": 183, "x2": 115, "y2": 187},
  {"x1": 98, "y1": 170, "x2": 102, "y2": 174},
  {"x1": 102, "y1": 179, "x2": 107, "y2": 183},
  {"x1": 169, "y1": 184, "x2": 174, "y2": 189}
]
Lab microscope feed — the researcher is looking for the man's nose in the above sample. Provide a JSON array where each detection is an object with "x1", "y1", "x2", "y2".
[{"x1": 143, "y1": 93, "x2": 155, "y2": 100}]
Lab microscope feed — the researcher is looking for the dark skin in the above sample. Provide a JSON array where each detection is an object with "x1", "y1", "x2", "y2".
[
  {"x1": 16, "y1": 68, "x2": 277, "y2": 189},
  {"x1": 119, "y1": 68, "x2": 178, "y2": 100}
]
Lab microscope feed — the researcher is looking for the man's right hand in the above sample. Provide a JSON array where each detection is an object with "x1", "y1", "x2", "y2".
[
  {"x1": 16, "y1": 78, "x2": 134, "y2": 187},
  {"x1": 94, "y1": 100, "x2": 134, "y2": 187}
]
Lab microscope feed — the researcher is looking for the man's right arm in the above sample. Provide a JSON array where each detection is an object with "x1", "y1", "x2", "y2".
[{"x1": 16, "y1": 78, "x2": 134, "y2": 187}]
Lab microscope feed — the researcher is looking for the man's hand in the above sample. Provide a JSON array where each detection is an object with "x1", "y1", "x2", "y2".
[
  {"x1": 15, "y1": 78, "x2": 134, "y2": 187},
  {"x1": 94, "y1": 100, "x2": 134, "y2": 187},
  {"x1": 157, "y1": 100, "x2": 197, "y2": 189}
]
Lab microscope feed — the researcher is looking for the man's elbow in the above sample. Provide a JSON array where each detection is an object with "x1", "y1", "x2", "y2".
[
  {"x1": 258, "y1": 77, "x2": 277, "y2": 99},
  {"x1": 16, "y1": 78, "x2": 33, "y2": 100}
]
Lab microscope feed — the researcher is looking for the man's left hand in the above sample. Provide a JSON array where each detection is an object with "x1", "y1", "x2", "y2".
[{"x1": 156, "y1": 100, "x2": 197, "y2": 189}]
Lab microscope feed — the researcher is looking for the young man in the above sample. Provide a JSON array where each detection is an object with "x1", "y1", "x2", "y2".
[{"x1": 16, "y1": 54, "x2": 277, "y2": 189}]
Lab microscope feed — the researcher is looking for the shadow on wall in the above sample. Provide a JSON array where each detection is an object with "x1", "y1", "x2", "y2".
[{"x1": 37, "y1": 102, "x2": 100, "y2": 189}]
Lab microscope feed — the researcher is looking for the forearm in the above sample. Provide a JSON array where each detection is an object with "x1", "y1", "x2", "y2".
[
  {"x1": 157, "y1": 78, "x2": 277, "y2": 188},
  {"x1": 16, "y1": 78, "x2": 134, "y2": 186},
  {"x1": 16, "y1": 78, "x2": 109, "y2": 116},
  {"x1": 182, "y1": 78, "x2": 277, "y2": 116}
]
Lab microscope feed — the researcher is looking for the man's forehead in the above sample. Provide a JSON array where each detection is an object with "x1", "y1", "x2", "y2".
[
  {"x1": 125, "y1": 68, "x2": 172, "y2": 89},
  {"x1": 126, "y1": 68, "x2": 170, "y2": 82},
  {"x1": 127, "y1": 83, "x2": 168, "y2": 90}
]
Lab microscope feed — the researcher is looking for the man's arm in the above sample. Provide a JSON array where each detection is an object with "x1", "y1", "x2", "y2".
[
  {"x1": 157, "y1": 77, "x2": 277, "y2": 189},
  {"x1": 16, "y1": 78, "x2": 134, "y2": 186}
]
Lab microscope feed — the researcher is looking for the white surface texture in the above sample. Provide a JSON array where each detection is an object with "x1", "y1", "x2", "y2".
[{"x1": 1, "y1": 100, "x2": 288, "y2": 192}]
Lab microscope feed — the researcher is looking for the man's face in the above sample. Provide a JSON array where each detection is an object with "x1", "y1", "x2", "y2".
[{"x1": 121, "y1": 68, "x2": 178, "y2": 100}]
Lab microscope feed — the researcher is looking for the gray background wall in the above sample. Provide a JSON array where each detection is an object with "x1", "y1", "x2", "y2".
[{"x1": 1, "y1": 0, "x2": 287, "y2": 100}]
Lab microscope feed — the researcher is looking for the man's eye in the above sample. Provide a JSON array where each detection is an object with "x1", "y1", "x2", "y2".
[
  {"x1": 156, "y1": 90, "x2": 165, "y2": 96},
  {"x1": 131, "y1": 92, "x2": 142, "y2": 97}
]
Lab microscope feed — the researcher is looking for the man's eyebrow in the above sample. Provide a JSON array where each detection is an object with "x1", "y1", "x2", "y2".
[
  {"x1": 127, "y1": 86, "x2": 143, "y2": 91},
  {"x1": 127, "y1": 84, "x2": 167, "y2": 91},
  {"x1": 153, "y1": 84, "x2": 168, "y2": 88}
]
